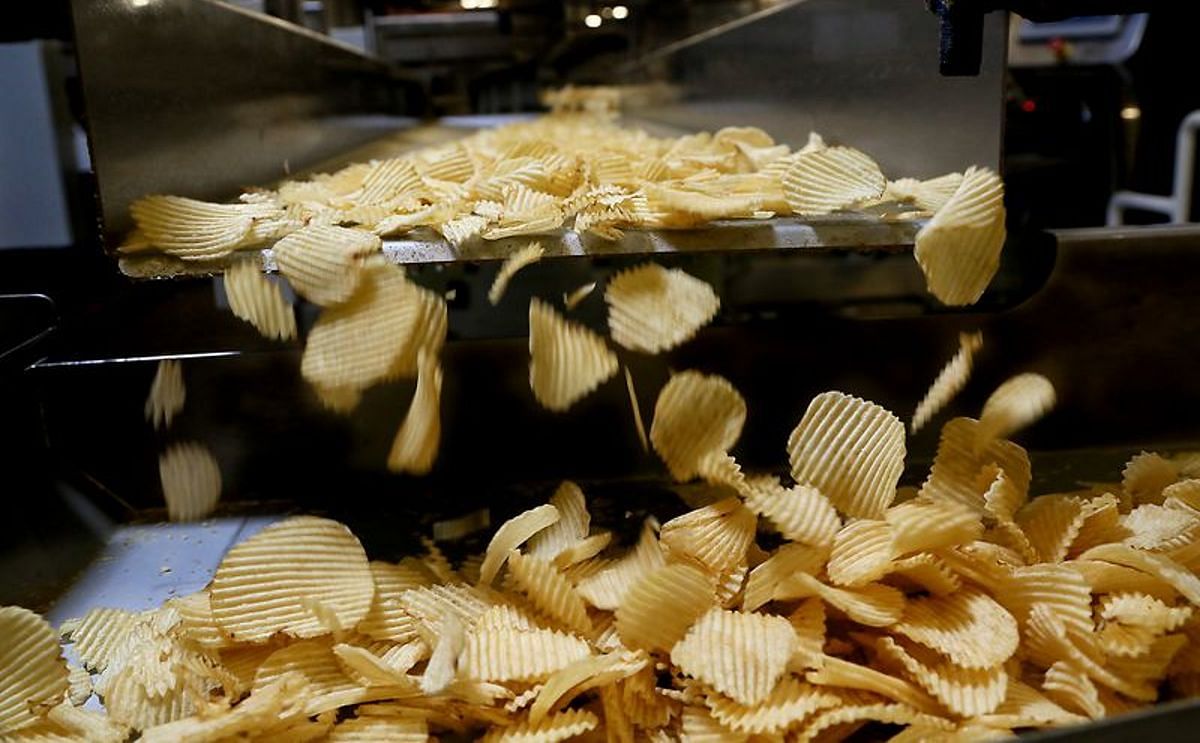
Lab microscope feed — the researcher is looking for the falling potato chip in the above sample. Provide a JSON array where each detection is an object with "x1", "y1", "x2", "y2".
[
  {"x1": 781, "y1": 146, "x2": 886, "y2": 215},
  {"x1": 459, "y1": 625, "x2": 591, "y2": 683},
  {"x1": 874, "y1": 636, "x2": 1008, "y2": 717},
  {"x1": 777, "y1": 572, "x2": 906, "y2": 627},
  {"x1": 489, "y1": 241, "x2": 545, "y2": 305},
  {"x1": 271, "y1": 224, "x2": 380, "y2": 306},
  {"x1": 604, "y1": 263, "x2": 720, "y2": 354},
  {"x1": 920, "y1": 417, "x2": 1031, "y2": 512},
  {"x1": 622, "y1": 367, "x2": 649, "y2": 452},
  {"x1": 659, "y1": 496, "x2": 757, "y2": 576},
  {"x1": 528, "y1": 298, "x2": 618, "y2": 412},
  {"x1": 158, "y1": 441, "x2": 222, "y2": 522},
  {"x1": 977, "y1": 373, "x2": 1056, "y2": 444},
  {"x1": 527, "y1": 481, "x2": 590, "y2": 562},
  {"x1": 894, "y1": 588, "x2": 1019, "y2": 669},
  {"x1": 224, "y1": 259, "x2": 297, "y2": 341},
  {"x1": 210, "y1": 516, "x2": 374, "y2": 642},
  {"x1": 1123, "y1": 452, "x2": 1180, "y2": 506},
  {"x1": 562, "y1": 281, "x2": 596, "y2": 310},
  {"x1": 616, "y1": 563, "x2": 715, "y2": 652},
  {"x1": 787, "y1": 391, "x2": 906, "y2": 519},
  {"x1": 507, "y1": 551, "x2": 593, "y2": 636},
  {"x1": 739, "y1": 478, "x2": 841, "y2": 549},
  {"x1": 827, "y1": 520, "x2": 897, "y2": 587},
  {"x1": 650, "y1": 370, "x2": 746, "y2": 482},
  {"x1": 912, "y1": 332, "x2": 983, "y2": 433},
  {"x1": 479, "y1": 503, "x2": 560, "y2": 586},
  {"x1": 130, "y1": 195, "x2": 277, "y2": 260},
  {"x1": 387, "y1": 349, "x2": 443, "y2": 475},
  {"x1": 480, "y1": 708, "x2": 599, "y2": 743},
  {"x1": 144, "y1": 359, "x2": 185, "y2": 430},
  {"x1": 672, "y1": 608, "x2": 795, "y2": 706},
  {"x1": 0, "y1": 606, "x2": 69, "y2": 734},
  {"x1": 913, "y1": 166, "x2": 1006, "y2": 306}
]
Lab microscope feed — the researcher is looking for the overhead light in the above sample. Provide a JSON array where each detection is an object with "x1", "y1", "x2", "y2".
[
  {"x1": 612, "y1": 5, "x2": 628, "y2": 19},
  {"x1": 1120, "y1": 105, "x2": 1142, "y2": 121},
  {"x1": 585, "y1": 13, "x2": 602, "y2": 28}
]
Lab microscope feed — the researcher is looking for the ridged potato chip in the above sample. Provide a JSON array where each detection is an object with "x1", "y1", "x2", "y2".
[
  {"x1": 66, "y1": 665, "x2": 91, "y2": 707},
  {"x1": 804, "y1": 656, "x2": 942, "y2": 715},
  {"x1": 165, "y1": 591, "x2": 227, "y2": 651},
  {"x1": 912, "y1": 332, "x2": 983, "y2": 433},
  {"x1": 420, "y1": 614, "x2": 464, "y2": 695},
  {"x1": 210, "y1": 516, "x2": 374, "y2": 642},
  {"x1": 671, "y1": 607, "x2": 796, "y2": 705},
  {"x1": 563, "y1": 281, "x2": 596, "y2": 311},
  {"x1": 827, "y1": 520, "x2": 896, "y2": 587},
  {"x1": 740, "y1": 478, "x2": 841, "y2": 549},
  {"x1": 1123, "y1": 452, "x2": 1179, "y2": 506},
  {"x1": 1078, "y1": 544, "x2": 1200, "y2": 605},
  {"x1": 101, "y1": 664, "x2": 195, "y2": 730},
  {"x1": 977, "y1": 373, "x2": 1056, "y2": 444},
  {"x1": 272, "y1": 225, "x2": 380, "y2": 306},
  {"x1": 787, "y1": 391, "x2": 906, "y2": 519},
  {"x1": 976, "y1": 680, "x2": 1086, "y2": 729},
  {"x1": 489, "y1": 241, "x2": 544, "y2": 305},
  {"x1": 874, "y1": 636, "x2": 1007, "y2": 717},
  {"x1": 575, "y1": 520, "x2": 666, "y2": 610},
  {"x1": 706, "y1": 677, "x2": 840, "y2": 735},
  {"x1": 920, "y1": 417, "x2": 1031, "y2": 512},
  {"x1": 158, "y1": 441, "x2": 221, "y2": 522},
  {"x1": 144, "y1": 359, "x2": 185, "y2": 430},
  {"x1": 479, "y1": 503, "x2": 560, "y2": 586},
  {"x1": 400, "y1": 583, "x2": 497, "y2": 641},
  {"x1": 1121, "y1": 503, "x2": 1200, "y2": 551},
  {"x1": 130, "y1": 195, "x2": 277, "y2": 260},
  {"x1": 604, "y1": 263, "x2": 720, "y2": 354},
  {"x1": 659, "y1": 497, "x2": 756, "y2": 576},
  {"x1": 1042, "y1": 661, "x2": 1105, "y2": 719},
  {"x1": 327, "y1": 715, "x2": 428, "y2": 742},
  {"x1": 887, "y1": 553, "x2": 962, "y2": 597},
  {"x1": 781, "y1": 146, "x2": 886, "y2": 215},
  {"x1": 623, "y1": 367, "x2": 649, "y2": 452},
  {"x1": 527, "y1": 481, "x2": 590, "y2": 562},
  {"x1": 894, "y1": 588, "x2": 1019, "y2": 669},
  {"x1": 506, "y1": 551, "x2": 593, "y2": 635},
  {"x1": 777, "y1": 572, "x2": 906, "y2": 627},
  {"x1": 1015, "y1": 495, "x2": 1085, "y2": 563},
  {"x1": 913, "y1": 166, "x2": 1006, "y2": 306},
  {"x1": 528, "y1": 298, "x2": 618, "y2": 412},
  {"x1": 0, "y1": 607, "x2": 69, "y2": 734},
  {"x1": 387, "y1": 349, "x2": 443, "y2": 475},
  {"x1": 481, "y1": 708, "x2": 598, "y2": 742},
  {"x1": 616, "y1": 563, "x2": 715, "y2": 652},
  {"x1": 224, "y1": 259, "x2": 297, "y2": 341},
  {"x1": 459, "y1": 625, "x2": 591, "y2": 683},
  {"x1": 886, "y1": 497, "x2": 982, "y2": 555},
  {"x1": 528, "y1": 651, "x2": 645, "y2": 724},
  {"x1": 650, "y1": 370, "x2": 746, "y2": 482},
  {"x1": 743, "y1": 543, "x2": 827, "y2": 612},
  {"x1": 885, "y1": 172, "x2": 964, "y2": 213}
]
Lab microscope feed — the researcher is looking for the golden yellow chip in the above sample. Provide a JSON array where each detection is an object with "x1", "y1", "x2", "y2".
[
  {"x1": 1024, "y1": 604, "x2": 1156, "y2": 701},
  {"x1": 887, "y1": 553, "x2": 962, "y2": 597},
  {"x1": 1042, "y1": 661, "x2": 1104, "y2": 719},
  {"x1": 575, "y1": 520, "x2": 666, "y2": 610},
  {"x1": 622, "y1": 367, "x2": 650, "y2": 452},
  {"x1": 164, "y1": 591, "x2": 227, "y2": 651},
  {"x1": 894, "y1": 588, "x2": 1019, "y2": 669},
  {"x1": 506, "y1": 551, "x2": 593, "y2": 635},
  {"x1": 158, "y1": 441, "x2": 221, "y2": 522},
  {"x1": 387, "y1": 349, "x2": 443, "y2": 475},
  {"x1": 489, "y1": 241, "x2": 544, "y2": 305},
  {"x1": 528, "y1": 651, "x2": 645, "y2": 724},
  {"x1": 976, "y1": 680, "x2": 1086, "y2": 729},
  {"x1": 604, "y1": 263, "x2": 720, "y2": 354},
  {"x1": 0, "y1": 607, "x2": 68, "y2": 734},
  {"x1": 420, "y1": 614, "x2": 464, "y2": 695},
  {"x1": 210, "y1": 516, "x2": 374, "y2": 642},
  {"x1": 781, "y1": 146, "x2": 886, "y2": 215},
  {"x1": 528, "y1": 298, "x2": 619, "y2": 412},
  {"x1": 873, "y1": 636, "x2": 1007, "y2": 717},
  {"x1": 886, "y1": 497, "x2": 982, "y2": 555},
  {"x1": 705, "y1": 676, "x2": 840, "y2": 735},
  {"x1": 920, "y1": 417, "x2": 1031, "y2": 512},
  {"x1": 1101, "y1": 592, "x2": 1192, "y2": 634},
  {"x1": 527, "y1": 481, "x2": 590, "y2": 562},
  {"x1": 787, "y1": 391, "x2": 906, "y2": 519},
  {"x1": 144, "y1": 359, "x2": 185, "y2": 430},
  {"x1": 1123, "y1": 452, "x2": 1180, "y2": 506},
  {"x1": 979, "y1": 463, "x2": 1028, "y2": 522},
  {"x1": 459, "y1": 624, "x2": 591, "y2": 683},
  {"x1": 743, "y1": 543, "x2": 826, "y2": 612},
  {"x1": 739, "y1": 478, "x2": 841, "y2": 549},
  {"x1": 912, "y1": 331, "x2": 983, "y2": 433},
  {"x1": 671, "y1": 607, "x2": 796, "y2": 705},
  {"x1": 777, "y1": 572, "x2": 906, "y2": 627},
  {"x1": 271, "y1": 225, "x2": 380, "y2": 306},
  {"x1": 129, "y1": 195, "x2": 277, "y2": 260},
  {"x1": 562, "y1": 281, "x2": 596, "y2": 311},
  {"x1": 1078, "y1": 543, "x2": 1200, "y2": 605},
  {"x1": 224, "y1": 259, "x2": 297, "y2": 341},
  {"x1": 332, "y1": 643, "x2": 413, "y2": 688},
  {"x1": 352, "y1": 157, "x2": 423, "y2": 206},
  {"x1": 479, "y1": 503, "x2": 561, "y2": 586},
  {"x1": 101, "y1": 664, "x2": 195, "y2": 730},
  {"x1": 1164, "y1": 478, "x2": 1200, "y2": 514},
  {"x1": 645, "y1": 371, "x2": 745, "y2": 483},
  {"x1": 65, "y1": 665, "x2": 91, "y2": 707},
  {"x1": 480, "y1": 708, "x2": 598, "y2": 742},
  {"x1": 803, "y1": 656, "x2": 942, "y2": 715},
  {"x1": 327, "y1": 715, "x2": 428, "y2": 742},
  {"x1": 977, "y1": 373, "x2": 1057, "y2": 444},
  {"x1": 1122, "y1": 503, "x2": 1200, "y2": 551},
  {"x1": 255, "y1": 640, "x2": 405, "y2": 716},
  {"x1": 615, "y1": 563, "x2": 715, "y2": 652},
  {"x1": 1013, "y1": 494, "x2": 1085, "y2": 563},
  {"x1": 913, "y1": 166, "x2": 1006, "y2": 306},
  {"x1": 885, "y1": 172, "x2": 965, "y2": 212},
  {"x1": 827, "y1": 520, "x2": 896, "y2": 587},
  {"x1": 659, "y1": 497, "x2": 757, "y2": 576},
  {"x1": 399, "y1": 583, "x2": 496, "y2": 641}
]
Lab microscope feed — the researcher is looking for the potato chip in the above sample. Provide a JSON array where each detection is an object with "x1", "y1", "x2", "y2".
[
  {"x1": 650, "y1": 371, "x2": 747, "y2": 482},
  {"x1": 1012, "y1": 495, "x2": 1084, "y2": 563},
  {"x1": 271, "y1": 224, "x2": 379, "y2": 306},
  {"x1": 997, "y1": 565, "x2": 1093, "y2": 656},
  {"x1": 101, "y1": 664, "x2": 195, "y2": 730},
  {"x1": 743, "y1": 543, "x2": 827, "y2": 612},
  {"x1": 0, "y1": 607, "x2": 69, "y2": 734},
  {"x1": 621, "y1": 367, "x2": 650, "y2": 453},
  {"x1": 827, "y1": 520, "x2": 896, "y2": 587},
  {"x1": 65, "y1": 665, "x2": 91, "y2": 707},
  {"x1": 913, "y1": 166, "x2": 1006, "y2": 306},
  {"x1": 130, "y1": 195, "x2": 278, "y2": 260},
  {"x1": 575, "y1": 520, "x2": 666, "y2": 610},
  {"x1": 256, "y1": 640, "x2": 410, "y2": 715},
  {"x1": 60, "y1": 607, "x2": 135, "y2": 674},
  {"x1": 528, "y1": 481, "x2": 590, "y2": 562},
  {"x1": 332, "y1": 643, "x2": 413, "y2": 688},
  {"x1": 1042, "y1": 661, "x2": 1104, "y2": 719},
  {"x1": 158, "y1": 441, "x2": 221, "y2": 522},
  {"x1": 327, "y1": 715, "x2": 428, "y2": 742},
  {"x1": 894, "y1": 588, "x2": 1019, "y2": 669},
  {"x1": 1079, "y1": 544, "x2": 1200, "y2": 605},
  {"x1": 887, "y1": 553, "x2": 962, "y2": 597},
  {"x1": 804, "y1": 656, "x2": 942, "y2": 715},
  {"x1": 705, "y1": 677, "x2": 840, "y2": 735},
  {"x1": 976, "y1": 679, "x2": 1086, "y2": 729},
  {"x1": 1065, "y1": 492, "x2": 1127, "y2": 556},
  {"x1": 873, "y1": 636, "x2": 1007, "y2": 716},
  {"x1": 481, "y1": 708, "x2": 600, "y2": 743},
  {"x1": 920, "y1": 417, "x2": 1031, "y2": 512},
  {"x1": 740, "y1": 478, "x2": 841, "y2": 549},
  {"x1": 223, "y1": 259, "x2": 297, "y2": 341},
  {"x1": 671, "y1": 608, "x2": 795, "y2": 706},
  {"x1": 387, "y1": 349, "x2": 443, "y2": 475},
  {"x1": 1024, "y1": 605, "x2": 1155, "y2": 701},
  {"x1": 1065, "y1": 559, "x2": 1178, "y2": 601},
  {"x1": 421, "y1": 614, "x2": 464, "y2": 695},
  {"x1": 479, "y1": 503, "x2": 560, "y2": 586},
  {"x1": 1121, "y1": 503, "x2": 1200, "y2": 551},
  {"x1": 144, "y1": 359, "x2": 185, "y2": 430},
  {"x1": 911, "y1": 331, "x2": 983, "y2": 433},
  {"x1": 507, "y1": 551, "x2": 593, "y2": 635},
  {"x1": 616, "y1": 563, "x2": 715, "y2": 652},
  {"x1": 777, "y1": 573, "x2": 906, "y2": 627},
  {"x1": 781, "y1": 146, "x2": 886, "y2": 215},
  {"x1": 30, "y1": 703, "x2": 129, "y2": 743},
  {"x1": 886, "y1": 497, "x2": 982, "y2": 555},
  {"x1": 1164, "y1": 479, "x2": 1200, "y2": 514},
  {"x1": 787, "y1": 391, "x2": 906, "y2": 519},
  {"x1": 528, "y1": 298, "x2": 619, "y2": 412},
  {"x1": 489, "y1": 241, "x2": 544, "y2": 305},
  {"x1": 660, "y1": 497, "x2": 756, "y2": 576},
  {"x1": 138, "y1": 673, "x2": 305, "y2": 743},
  {"x1": 604, "y1": 263, "x2": 720, "y2": 354},
  {"x1": 977, "y1": 373, "x2": 1056, "y2": 444},
  {"x1": 679, "y1": 704, "x2": 749, "y2": 742},
  {"x1": 1123, "y1": 452, "x2": 1179, "y2": 506},
  {"x1": 528, "y1": 651, "x2": 645, "y2": 724},
  {"x1": 164, "y1": 591, "x2": 226, "y2": 651},
  {"x1": 210, "y1": 516, "x2": 374, "y2": 643},
  {"x1": 400, "y1": 583, "x2": 497, "y2": 641},
  {"x1": 1101, "y1": 593, "x2": 1192, "y2": 635},
  {"x1": 459, "y1": 625, "x2": 591, "y2": 683},
  {"x1": 885, "y1": 172, "x2": 965, "y2": 213},
  {"x1": 562, "y1": 281, "x2": 596, "y2": 311}
]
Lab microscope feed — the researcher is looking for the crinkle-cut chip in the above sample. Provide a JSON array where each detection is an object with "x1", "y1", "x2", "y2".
[
  {"x1": 480, "y1": 503, "x2": 560, "y2": 586},
  {"x1": 680, "y1": 705, "x2": 749, "y2": 742},
  {"x1": 913, "y1": 166, "x2": 1006, "y2": 306},
  {"x1": 1123, "y1": 452, "x2": 1179, "y2": 506},
  {"x1": 894, "y1": 588, "x2": 1019, "y2": 669},
  {"x1": 164, "y1": 591, "x2": 226, "y2": 651},
  {"x1": 777, "y1": 572, "x2": 905, "y2": 627},
  {"x1": 420, "y1": 614, "x2": 464, "y2": 695},
  {"x1": 911, "y1": 331, "x2": 983, "y2": 434},
  {"x1": 885, "y1": 172, "x2": 965, "y2": 213},
  {"x1": 1100, "y1": 592, "x2": 1193, "y2": 632},
  {"x1": 562, "y1": 281, "x2": 596, "y2": 311},
  {"x1": 706, "y1": 677, "x2": 840, "y2": 735},
  {"x1": 358, "y1": 597, "x2": 419, "y2": 644},
  {"x1": 781, "y1": 146, "x2": 885, "y2": 215},
  {"x1": 660, "y1": 497, "x2": 757, "y2": 576},
  {"x1": 256, "y1": 640, "x2": 411, "y2": 716},
  {"x1": 920, "y1": 417, "x2": 1031, "y2": 512},
  {"x1": 997, "y1": 565, "x2": 1094, "y2": 656},
  {"x1": 380, "y1": 639, "x2": 431, "y2": 675},
  {"x1": 804, "y1": 656, "x2": 943, "y2": 716},
  {"x1": 271, "y1": 225, "x2": 379, "y2": 307},
  {"x1": 1079, "y1": 544, "x2": 1200, "y2": 606},
  {"x1": 482, "y1": 210, "x2": 564, "y2": 240},
  {"x1": 1066, "y1": 559, "x2": 1178, "y2": 601},
  {"x1": 1098, "y1": 620, "x2": 1162, "y2": 659},
  {"x1": 618, "y1": 665, "x2": 675, "y2": 730},
  {"x1": 130, "y1": 195, "x2": 276, "y2": 259},
  {"x1": 827, "y1": 520, "x2": 896, "y2": 587},
  {"x1": 20, "y1": 703, "x2": 130, "y2": 743},
  {"x1": 158, "y1": 441, "x2": 221, "y2": 522},
  {"x1": 507, "y1": 551, "x2": 593, "y2": 635},
  {"x1": 787, "y1": 598, "x2": 827, "y2": 670},
  {"x1": 1013, "y1": 494, "x2": 1085, "y2": 563},
  {"x1": 1025, "y1": 605, "x2": 1156, "y2": 701},
  {"x1": 489, "y1": 241, "x2": 545, "y2": 305},
  {"x1": 977, "y1": 373, "x2": 1056, "y2": 444},
  {"x1": 1164, "y1": 479, "x2": 1200, "y2": 514},
  {"x1": 575, "y1": 520, "x2": 666, "y2": 610},
  {"x1": 713, "y1": 564, "x2": 748, "y2": 609},
  {"x1": 333, "y1": 643, "x2": 414, "y2": 688},
  {"x1": 554, "y1": 532, "x2": 611, "y2": 569},
  {"x1": 740, "y1": 478, "x2": 841, "y2": 548},
  {"x1": 102, "y1": 664, "x2": 195, "y2": 730},
  {"x1": 528, "y1": 298, "x2": 618, "y2": 412},
  {"x1": 144, "y1": 359, "x2": 185, "y2": 430},
  {"x1": 980, "y1": 464, "x2": 1027, "y2": 522},
  {"x1": 353, "y1": 157, "x2": 423, "y2": 205},
  {"x1": 138, "y1": 673, "x2": 305, "y2": 743},
  {"x1": 886, "y1": 497, "x2": 982, "y2": 555},
  {"x1": 1106, "y1": 632, "x2": 1187, "y2": 684},
  {"x1": 373, "y1": 558, "x2": 436, "y2": 597},
  {"x1": 616, "y1": 563, "x2": 715, "y2": 652},
  {"x1": 976, "y1": 679, "x2": 1086, "y2": 729},
  {"x1": 218, "y1": 643, "x2": 278, "y2": 694},
  {"x1": 527, "y1": 481, "x2": 590, "y2": 562},
  {"x1": 399, "y1": 583, "x2": 496, "y2": 642},
  {"x1": 529, "y1": 650, "x2": 646, "y2": 724},
  {"x1": 66, "y1": 665, "x2": 91, "y2": 707},
  {"x1": 873, "y1": 636, "x2": 1008, "y2": 717},
  {"x1": 743, "y1": 543, "x2": 827, "y2": 612},
  {"x1": 62, "y1": 607, "x2": 136, "y2": 673},
  {"x1": 650, "y1": 371, "x2": 746, "y2": 482},
  {"x1": 386, "y1": 349, "x2": 442, "y2": 475},
  {"x1": 0, "y1": 607, "x2": 68, "y2": 734},
  {"x1": 481, "y1": 708, "x2": 599, "y2": 743},
  {"x1": 210, "y1": 515, "x2": 374, "y2": 643},
  {"x1": 671, "y1": 608, "x2": 796, "y2": 706},
  {"x1": 598, "y1": 686, "x2": 635, "y2": 743},
  {"x1": 438, "y1": 213, "x2": 489, "y2": 246},
  {"x1": 223, "y1": 259, "x2": 297, "y2": 341},
  {"x1": 1067, "y1": 492, "x2": 1128, "y2": 556},
  {"x1": 327, "y1": 715, "x2": 428, "y2": 742},
  {"x1": 1042, "y1": 661, "x2": 1105, "y2": 719},
  {"x1": 1121, "y1": 503, "x2": 1200, "y2": 551},
  {"x1": 390, "y1": 285, "x2": 448, "y2": 381},
  {"x1": 459, "y1": 625, "x2": 591, "y2": 683},
  {"x1": 604, "y1": 264, "x2": 720, "y2": 354},
  {"x1": 887, "y1": 553, "x2": 963, "y2": 597},
  {"x1": 787, "y1": 391, "x2": 906, "y2": 519}
]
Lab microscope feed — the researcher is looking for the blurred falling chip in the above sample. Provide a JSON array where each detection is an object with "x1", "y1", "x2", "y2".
[
  {"x1": 650, "y1": 370, "x2": 746, "y2": 482},
  {"x1": 615, "y1": 563, "x2": 715, "y2": 653},
  {"x1": 144, "y1": 359, "x2": 185, "y2": 430},
  {"x1": 224, "y1": 259, "x2": 297, "y2": 341},
  {"x1": 782, "y1": 146, "x2": 886, "y2": 215},
  {"x1": 488, "y1": 241, "x2": 544, "y2": 305},
  {"x1": 387, "y1": 350, "x2": 443, "y2": 475},
  {"x1": 0, "y1": 606, "x2": 69, "y2": 734},
  {"x1": 977, "y1": 372, "x2": 1057, "y2": 444},
  {"x1": 158, "y1": 442, "x2": 222, "y2": 522},
  {"x1": 911, "y1": 331, "x2": 983, "y2": 433},
  {"x1": 528, "y1": 298, "x2": 619, "y2": 412},
  {"x1": 914, "y1": 166, "x2": 1006, "y2": 306},
  {"x1": 272, "y1": 225, "x2": 380, "y2": 306},
  {"x1": 562, "y1": 281, "x2": 597, "y2": 310},
  {"x1": 604, "y1": 263, "x2": 720, "y2": 353}
]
